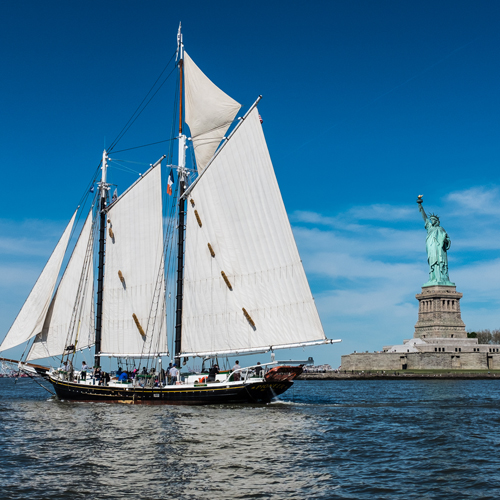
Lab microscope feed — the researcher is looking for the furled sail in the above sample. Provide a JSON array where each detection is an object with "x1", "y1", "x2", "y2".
[
  {"x1": 0, "y1": 211, "x2": 77, "y2": 352},
  {"x1": 184, "y1": 51, "x2": 241, "y2": 171},
  {"x1": 101, "y1": 164, "x2": 167, "y2": 357},
  {"x1": 181, "y1": 107, "x2": 326, "y2": 357},
  {"x1": 27, "y1": 210, "x2": 95, "y2": 361}
]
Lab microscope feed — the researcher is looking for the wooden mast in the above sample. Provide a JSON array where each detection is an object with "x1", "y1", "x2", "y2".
[
  {"x1": 94, "y1": 150, "x2": 108, "y2": 369},
  {"x1": 174, "y1": 25, "x2": 186, "y2": 367}
]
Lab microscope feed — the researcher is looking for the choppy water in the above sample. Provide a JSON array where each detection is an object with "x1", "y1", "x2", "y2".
[{"x1": 1, "y1": 378, "x2": 500, "y2": 499}]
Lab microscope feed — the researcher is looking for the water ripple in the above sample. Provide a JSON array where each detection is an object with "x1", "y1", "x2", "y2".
[{"x1": 2, "y1": 378, "x2": 500, "y2": 499}]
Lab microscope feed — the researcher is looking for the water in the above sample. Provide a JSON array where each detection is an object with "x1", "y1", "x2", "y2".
[{"x1": 1, "y1": 378, "x2": 500, "y2": 499}]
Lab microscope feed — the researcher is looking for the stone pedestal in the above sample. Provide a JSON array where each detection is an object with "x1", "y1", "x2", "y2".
[{"x1": 414, "y1": 285, "x2": 466, "y2": 339}]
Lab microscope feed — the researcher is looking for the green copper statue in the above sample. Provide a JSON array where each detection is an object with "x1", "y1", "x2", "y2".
[{"x1": 417, "y1": 195, "x2": 454, "y2": 287}]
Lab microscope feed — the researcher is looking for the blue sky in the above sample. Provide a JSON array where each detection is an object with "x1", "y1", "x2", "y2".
[{"x1": 1, "y1": 1, "x2": 500, "y2": 368}]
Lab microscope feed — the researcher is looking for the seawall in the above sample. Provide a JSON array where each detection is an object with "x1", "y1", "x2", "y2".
[{"x1": 297, "y1": 371, "x2": 500, "y2": 380}]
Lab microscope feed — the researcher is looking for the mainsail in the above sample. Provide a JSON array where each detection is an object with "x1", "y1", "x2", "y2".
[
  {"x1": 184, "y1": 51, "x2": 241, "y2": 171},
  {"x1": 0, "y1": 211, "x2": 77, "y2": 353},
  {"x1": 181, "y1": 107, "x2": 326, "y2": 357},
  {"x1": 101, "y1": 164, "x2": 167, "y2": 357},
  {"x1": 27, "y1": 210, "x2": 95, "y2": 361}
]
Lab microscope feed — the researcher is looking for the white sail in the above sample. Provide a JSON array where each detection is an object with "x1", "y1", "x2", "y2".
[
  {"x1": 181, "y1": 107, "x2": 326, "y2": 357},
  {"x1": 184, "y1": 51, "x2": 241, "y2": 171},
  {"x1": 27, "y1": 210, "x2": 95, "y2": 361},
  {"x1": 0, "y1": 211, "x2": 77, "y2": 352},
  {"x1": 101, "y1": 164, "x2": 167, "y2": 357}
]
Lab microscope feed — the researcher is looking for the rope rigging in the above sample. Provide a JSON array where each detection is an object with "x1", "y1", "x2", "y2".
[{"x1": 108, "y1": 50, "x2": 177, "y2": 153}]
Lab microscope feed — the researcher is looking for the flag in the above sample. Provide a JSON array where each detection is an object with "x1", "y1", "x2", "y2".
[
  {"x1": 258, "y1": 114, "x2": 263, "y2": 124},
  {"x1": 167, "y1": 169, "x2": 174, "y2": 196},
  {"x1": 112, "y1": 188, "x2": 117, "y2": 202}
]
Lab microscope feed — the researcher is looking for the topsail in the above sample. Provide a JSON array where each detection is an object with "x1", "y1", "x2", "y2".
[{"x1": 184, "y1": 51, "x2": 241, "y2": 171}]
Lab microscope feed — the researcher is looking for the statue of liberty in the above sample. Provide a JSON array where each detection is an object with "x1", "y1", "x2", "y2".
[{"x1": 417, "y1": 196, "x2": 454, "y2": 286}]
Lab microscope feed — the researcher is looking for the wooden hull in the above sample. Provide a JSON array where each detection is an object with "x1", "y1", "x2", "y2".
[{"x1": 48, "y1": 376, "x2": 293, "y2": 405}]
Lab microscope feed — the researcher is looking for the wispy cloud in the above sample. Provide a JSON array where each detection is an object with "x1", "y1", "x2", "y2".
[
  {"x1": 347, "y1": 204, "x2": 415, "y2": 221},
  {"x1": 0, "y1": 218, "x2": 68, "y2": 256},
  {"x1": 446, "y1": 186, "x2": 500, "y2": 217}
]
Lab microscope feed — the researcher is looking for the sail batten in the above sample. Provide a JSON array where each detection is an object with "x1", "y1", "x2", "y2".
[
  {"x1": 0, "y1": 211, "x2": 77, "y2": 353},
  {"x1": 181, "y1": 108, "x2": 327, "y2": 357}
]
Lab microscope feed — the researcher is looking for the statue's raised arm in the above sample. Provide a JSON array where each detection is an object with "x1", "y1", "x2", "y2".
[
  {"x1": 416, "y1": 195, "x2": 454, "y2": 287},
  {"x1": 417, "y1": 195, "x2": 428, "y2": 223}
]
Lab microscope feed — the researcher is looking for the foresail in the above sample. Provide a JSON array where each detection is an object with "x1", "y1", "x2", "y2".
[
  {"x1": 0, "y1": 211, "x2": 77, "y2": 352},
  {"x1": 181, "y1": 108, "x2": 325, "y2": 357},
  {"x1": 27, "y1": 210, "x2": 95, "y2": 361},
  {"x1": 101, "y1": 164, "x2": 167, "y2": 357},
  {"x1": 184, "y1": 51, "x2": 241, "y2": 171}
]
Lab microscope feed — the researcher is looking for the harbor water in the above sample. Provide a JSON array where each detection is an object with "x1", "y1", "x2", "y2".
[{"x1": 1, "y1": 377, "x2": 500, "y2": 499}]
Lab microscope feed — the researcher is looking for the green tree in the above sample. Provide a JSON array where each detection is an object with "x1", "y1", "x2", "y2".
[
  {"x1": 476, "y1": 329, "x2": 492, "y2": 344},
  {"x1": 492, "y1": 329, "x2": 500, "y2": 344},
  {"x1": 467, "y1": 331, "x2": 477, "y2": 339}
]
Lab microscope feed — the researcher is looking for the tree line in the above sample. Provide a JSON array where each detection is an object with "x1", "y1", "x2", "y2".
[{"x1": 467, "y1": 329, "x2": 500, "y2": 344}]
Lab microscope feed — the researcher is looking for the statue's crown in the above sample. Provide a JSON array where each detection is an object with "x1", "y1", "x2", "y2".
[{"x1": 429, "y1": 212, "x2": 439, "y2": 221}]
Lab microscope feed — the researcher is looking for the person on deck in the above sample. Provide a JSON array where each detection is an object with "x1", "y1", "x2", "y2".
[
  {"x1": 166, "y1": 363, "x2": 173, "y2": 384},
  {"x1": 170, "y1": 364, "x2": 179, "y2": 385},
  {"x1": 207, "y1": 364, "x2": 220, "y2": 382},
  {"x1": 118, "y1": 370, "x2": 128, "y2": 382},
  {"x1": 255, "y1": 362, "x2": 263, "y2": 377},
  {"x1": 94, "y1": 366, "x2": 102, "y2": 385},
  {"x1": 81, "y1": 361, "x2": 89, "y2": 380},
  {"x1": 232, "y1": 360, "x2": 241, "y2": 381}
]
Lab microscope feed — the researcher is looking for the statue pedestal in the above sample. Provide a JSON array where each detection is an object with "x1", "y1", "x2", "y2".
[{"x1": 414, "y1": 285, "x2": 466, "y2": 339}]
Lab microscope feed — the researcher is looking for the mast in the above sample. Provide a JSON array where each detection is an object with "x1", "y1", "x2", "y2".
[
  {"x1": 94, "y1": 150, "x2": 108, "y2": 368},
  {"x1": 174, "y1": 25, "x2": 186, "y2": 366}
]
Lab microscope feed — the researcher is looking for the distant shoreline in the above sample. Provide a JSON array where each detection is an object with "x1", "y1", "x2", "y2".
[{"x1": 298, "y1": 370, "x2": 500, "y2": 380}]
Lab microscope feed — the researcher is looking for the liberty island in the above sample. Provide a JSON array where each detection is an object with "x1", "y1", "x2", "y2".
[{"x1": 341, "y1": 196, "x2": 500, "y2": 373}]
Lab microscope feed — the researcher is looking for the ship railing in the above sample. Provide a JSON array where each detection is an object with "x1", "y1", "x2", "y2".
[{"x1": 227, "y1": 361, "x2": 278, "y2": 383}]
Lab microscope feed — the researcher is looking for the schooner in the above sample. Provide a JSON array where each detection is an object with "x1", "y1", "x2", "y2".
[{"x1": 0, "y1": 26, "x2": 340, "y2": 404}]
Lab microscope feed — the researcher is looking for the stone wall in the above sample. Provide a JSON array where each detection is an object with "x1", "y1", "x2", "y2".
[
  {"x1": 341, "y1": 351, "x2": 500, "y2": 371},
  {"x1": 341, "y1": 353, "x2": 406, "y2": 371},
  {"x1": 414, "y1": 285, "x2": 466, "y2": 339}
]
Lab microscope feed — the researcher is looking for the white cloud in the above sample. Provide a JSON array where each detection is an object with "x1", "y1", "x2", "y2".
[
  {"x1": 347, "y1": 204, "x2": 415, "y2": 221},
  {"x1": 446, "y1": 186, "x2": 500, "y2": 217},
  {"x1": 0, "y1": 218, "x2": 68, "y2": 256},
  {"x1": 0, "y1": 264, "x2": 42, "y2": 289}
]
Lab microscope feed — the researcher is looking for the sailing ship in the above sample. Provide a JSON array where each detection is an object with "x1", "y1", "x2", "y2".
[{"x1": 0, "y1": 27, "x2": 340, "y2": 404}]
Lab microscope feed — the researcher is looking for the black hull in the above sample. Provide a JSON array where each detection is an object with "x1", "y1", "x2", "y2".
[{"x1": 48, "y1": 377, "x2": 293, "y2": 405}]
